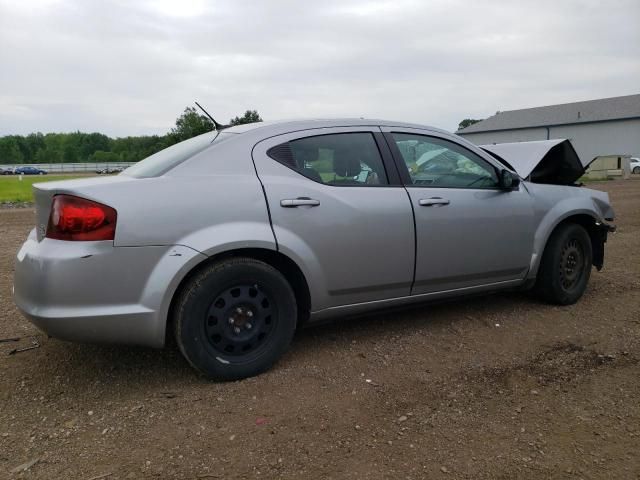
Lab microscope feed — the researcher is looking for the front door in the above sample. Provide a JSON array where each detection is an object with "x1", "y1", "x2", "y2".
[
  {"x1": 252, "y1": 127, "x2": 415, "y2": 311},
  {"x1": 383, "y1": 128, "x2": 535, "y2": 294}
]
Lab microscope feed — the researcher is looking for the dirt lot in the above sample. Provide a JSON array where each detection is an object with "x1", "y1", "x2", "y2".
[{"x1": 1, "y1": 179, "x2": 639, "y2": 479}]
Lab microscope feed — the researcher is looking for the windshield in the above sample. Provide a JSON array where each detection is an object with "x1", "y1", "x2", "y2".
[{"x1": 123, "y1": 131, "x2": 234, "y2": 178}]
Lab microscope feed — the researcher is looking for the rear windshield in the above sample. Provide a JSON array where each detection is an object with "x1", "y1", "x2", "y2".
[{"x1": 122, "y1": 131, "x2": 234, "y2": 178}]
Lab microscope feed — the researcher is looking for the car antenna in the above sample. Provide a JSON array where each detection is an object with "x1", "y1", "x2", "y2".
[{"x1": 195, "y1": 101, "x2": 228, "y2": 130}]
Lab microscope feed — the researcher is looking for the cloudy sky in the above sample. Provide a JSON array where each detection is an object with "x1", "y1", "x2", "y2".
[{"x1": 1, "y1": 0, "x2": 638, "y2": 137}]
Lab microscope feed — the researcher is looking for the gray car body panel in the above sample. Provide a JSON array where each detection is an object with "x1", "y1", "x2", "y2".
[
  {"x1": 480, "y1": 139, "x2": 587, "y2": 185},
  {"x1": 379, "y1": 126, "x2": 535, "y2": 293},
  {"x1": 522, "y1": 182, "x2": 614, "y2": 278},
  {"x1": 13, "y1": 119, "x2": 614, "y2": 347},
  {"x1": 252, "y1": 126, "x2": 415, "y2": 311},
  {"x1": 480, "y1": 139, "x2": 569, "y2": 178},
  {"x1": 14, "y1": 229, "x2": 206, "y2": 347}
]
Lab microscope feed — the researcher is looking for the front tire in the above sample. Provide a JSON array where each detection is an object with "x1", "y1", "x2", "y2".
[
  {"x1": 633, "y1": 167, "x2": 640, "y2": 174},
  {"x1": 174, "y1": 257, "x2": 297, "y2": 380},
  {"x1": 535, "y1": 223, "x2": 592, "y2": 305}
]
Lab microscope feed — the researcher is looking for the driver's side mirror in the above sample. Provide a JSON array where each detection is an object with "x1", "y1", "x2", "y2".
[{"x1": 499, "y1": 169, "x2": 520, "y2": 190}]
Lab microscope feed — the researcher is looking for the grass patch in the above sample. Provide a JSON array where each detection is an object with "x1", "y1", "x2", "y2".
[{"x1": 0, "y1": 175, "x2": 93, "y2": 202}]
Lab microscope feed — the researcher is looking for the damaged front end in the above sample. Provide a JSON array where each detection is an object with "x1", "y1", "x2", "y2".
[
  {"x1": 480, "y1": 139, "x2": 587, "y2": 186},
  {"x1": 480, "y1": 139, "x2": 617, "y2": 269},
  {"x1": 592, "y1": 221, "x2": 616, "y2": 271}
]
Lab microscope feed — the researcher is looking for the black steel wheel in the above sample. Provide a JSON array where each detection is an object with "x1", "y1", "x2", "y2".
[
  {"x1": 204, "y1": 284, "x2": 275, "y2": 359},
  {"x1": 174, "y1": 257, "x2": 297, "y2": 380},
  {"x1": 558, "y1": 238, "x2": 585, "y2": 291},
  {"x1": 535, "y1": 223, "x2": 592, "y2": 305}
]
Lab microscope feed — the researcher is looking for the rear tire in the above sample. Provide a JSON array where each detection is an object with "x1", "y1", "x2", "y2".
[
  {"x1": 174, "y1": 257, "x2": 297, "y2": 380},
  {"x1": 633, "y1": 167, "x2": 640, "y2": 174},
  {"x1": 535, "y1": 223, "x2": 592, "y2": 305}
]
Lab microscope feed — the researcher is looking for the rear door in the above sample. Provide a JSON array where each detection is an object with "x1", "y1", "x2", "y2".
[
  {"x1": 382, "y1": 127, "x2": 535, "y2": 294},
  {"x1": 252, "y1": 127, "x2": 415, "y2": 312}
]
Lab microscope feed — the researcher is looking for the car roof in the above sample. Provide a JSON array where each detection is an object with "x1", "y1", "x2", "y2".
[{"x1": 222, "y1": 118, "x2": 451, "y2": 137}]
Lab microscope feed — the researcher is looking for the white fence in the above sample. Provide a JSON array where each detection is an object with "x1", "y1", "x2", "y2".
[{"x1": 0, "y1": 162, "x2": 137, "y2": 174}]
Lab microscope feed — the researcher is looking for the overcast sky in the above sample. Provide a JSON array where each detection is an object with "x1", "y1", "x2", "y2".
[{"x1": 0, "y1": 0, "x2": 638, "y2": 137}]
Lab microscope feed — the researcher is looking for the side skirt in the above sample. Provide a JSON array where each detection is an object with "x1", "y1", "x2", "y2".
[{"x1": 308, "y1": 278, "x2": 525, "y2": 323}]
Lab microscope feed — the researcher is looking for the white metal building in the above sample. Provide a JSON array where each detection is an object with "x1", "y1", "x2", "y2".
[{"x1": 457, "y1": 94, "x2": 640, "y2": 164}]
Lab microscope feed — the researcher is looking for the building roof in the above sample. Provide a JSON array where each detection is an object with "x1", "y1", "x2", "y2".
[{"x1": 458, "y1": 94, "x2": 640, "y2": 134}]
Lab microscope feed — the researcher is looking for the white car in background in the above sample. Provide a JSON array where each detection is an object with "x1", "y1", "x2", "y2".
[{"x1": 631, "y1": 157, "x2": 640, "y2": 174}]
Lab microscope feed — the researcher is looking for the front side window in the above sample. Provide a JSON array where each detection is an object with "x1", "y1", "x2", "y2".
[
  {"x1": 268, "y1": 132, "x2": 388, "y2": 186},
  {"x1": 392, "y1": 133, "x2": 498, "y2": 188}
]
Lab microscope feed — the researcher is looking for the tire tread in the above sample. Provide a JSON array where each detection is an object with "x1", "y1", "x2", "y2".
[
  {"x1": 535, "y1": 223, "x2": 592, "y2": 305},
  {"x1": 173, "y1": 257, "x2": 296, "y2": 380}
]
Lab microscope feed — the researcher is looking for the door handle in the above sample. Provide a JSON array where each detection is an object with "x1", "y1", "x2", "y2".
[
  {"x1": 280, "y1": 197, "x2": 321, "y2": 208},
  {"x1": 419, "y1": 197, "x2": 450, "y2": 206}
]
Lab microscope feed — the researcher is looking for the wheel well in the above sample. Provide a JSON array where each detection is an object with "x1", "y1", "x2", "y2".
[
  {"x1": 549, "y1": 214, "x2": 606, "y2": 270},
  {"x1": 166, "y1": 248, "x2": 311, "y2": 344}
]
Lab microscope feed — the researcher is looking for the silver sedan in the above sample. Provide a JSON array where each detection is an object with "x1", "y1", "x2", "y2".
[{"x1": 14, "y1": 119, "x2": 615, "y2": 380}]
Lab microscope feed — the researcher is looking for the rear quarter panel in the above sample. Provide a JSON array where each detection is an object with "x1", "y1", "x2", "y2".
[
  {"x1": 24, "y1": 140, "x2": 278, "y2": 347},
  {"x1": 44, "y1": 141, "x2": 277, "y2": 253}
]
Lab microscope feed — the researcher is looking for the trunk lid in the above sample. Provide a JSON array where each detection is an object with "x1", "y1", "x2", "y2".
[{"x1": 480, "y1": 139, "x2": 588, "y2": 185}]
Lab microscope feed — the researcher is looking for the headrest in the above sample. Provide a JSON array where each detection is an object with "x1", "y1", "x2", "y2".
[
  {"x1": 295, "y1": 146, "x2": 318, "y2": 166},
  {"x1": 333, "y1": 149, "x2": 361, "y2": 177}
]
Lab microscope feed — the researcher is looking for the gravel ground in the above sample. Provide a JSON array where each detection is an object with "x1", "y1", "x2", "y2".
[{"x1": 1, "y1": 179, "x2": 639, "y2": 479}]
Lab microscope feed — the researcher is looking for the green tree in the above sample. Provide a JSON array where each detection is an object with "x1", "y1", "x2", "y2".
[
  {"x1": 229, "y1": 110, "x2": 262, "y2": 126},
  {"x1": 170, "y1": 107, "x2": 214, "y2": 143},
  {"x1": 34, "y1": 147, "x2": 61, "y2": 164},
  {"x1": 0, "y1": 137, "x2": 25, "y2": 163},
  {"x1": 79, "y1": 133, "x2": 111, "y2": 159},
  {"x1": 90, "y1": 150, "x2": 121, "y2": 163},
  {"x1": 24, "y1": 133, "x2": 46, "y2": 162},
  {"x1": 0, "y1": 106, "x2": 265, "y2": 166},
  {"x1": 457, "y1": 118, "x2": 483, "y2": 131},
  {"x1": 112, "y1": 135, "x2": 168, "y2": 162}
]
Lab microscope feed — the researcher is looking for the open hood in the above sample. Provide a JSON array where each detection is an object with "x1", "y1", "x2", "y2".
[{"x1": 480, "y1": 139, "x2": 586, "y2": 185}]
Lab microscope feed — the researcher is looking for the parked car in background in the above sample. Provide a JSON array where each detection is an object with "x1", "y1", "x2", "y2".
[
  {"x1": 14, "y1": 119, "x2": 615, "y2": 381},
  {"x1": 0, "y1": 167, "x2": 14, "y2": 175},
  {"x1": 96, "y1": 167, "x2": 124, "y2": 174},
  {"x1": 14, "y1": 166, "x2": 47, "y2": 175},
  {"x1": 631, "y1": 157, "x2": 640, "y2": 174}
]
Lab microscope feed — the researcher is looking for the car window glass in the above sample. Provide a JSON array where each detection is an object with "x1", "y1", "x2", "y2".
[
  {"x1": 123, "y1": 131, "x2": 234, "y2": 178},
  {"x1": 268, "y1": 132, "x2": 388, "y2": 186},
  {"x1": 392, "y1": 133, "x2": 498, "y2": 188}
]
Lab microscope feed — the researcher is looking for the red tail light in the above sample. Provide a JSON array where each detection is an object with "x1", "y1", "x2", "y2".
[{"x1": 46, "y1": 195, "x2": 117, "y2": 241}]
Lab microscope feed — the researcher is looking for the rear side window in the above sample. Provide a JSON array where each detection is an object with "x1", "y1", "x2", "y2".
[
  {"x1": 123, "y1": 131, "x2": 233, "y2": 178},
  {"x1": 267, "y1": 132, "x2": 388, "y2": 186}
]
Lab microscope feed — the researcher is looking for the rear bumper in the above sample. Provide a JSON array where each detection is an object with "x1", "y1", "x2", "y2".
[{"x1": 14, "y1": 229, "x2": 205, "y2": 347}]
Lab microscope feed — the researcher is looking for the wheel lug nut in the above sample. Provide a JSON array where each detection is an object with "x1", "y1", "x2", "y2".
[
  {"x1": 246, "y1": 323, "x2": 252, "y2": 330},
  {"x1": 234, "y1": 327, "x2": 241, "y2": 334},
  {"x1": 229, "y1": 318, "x2": 235, "y2": 325},
  {"x1": 247, "y1": 311, "x2": 253, "y2": 318},
  {"x1": 236, "y1": 307, "x2": 242, "y2": 314}
]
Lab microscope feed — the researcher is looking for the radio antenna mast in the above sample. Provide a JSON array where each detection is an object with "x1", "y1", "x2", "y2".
[{"x1": 195, "y1": 101, "x2": 228, "y2": 130}]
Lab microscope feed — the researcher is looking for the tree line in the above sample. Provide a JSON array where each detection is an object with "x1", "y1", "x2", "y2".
[{"x1": 0, "y1": 108, "x2": 262, "y2": 164}]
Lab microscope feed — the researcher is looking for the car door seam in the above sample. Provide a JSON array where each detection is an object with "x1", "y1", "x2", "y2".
[
  {"x1": 378, "y1": 127, "x2": 418, "y2": 294},
  {"x1": 250, "y1": 143, "x2": 279, "y2": 251}
]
